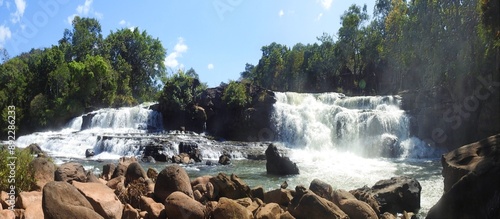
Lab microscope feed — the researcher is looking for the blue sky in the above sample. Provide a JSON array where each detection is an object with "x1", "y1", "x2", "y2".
[{"x1": 0, "y1": 0, "x2": 374, "y2": 87}]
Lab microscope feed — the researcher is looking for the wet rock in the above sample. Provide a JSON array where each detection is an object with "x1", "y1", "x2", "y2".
[
  {"x1": 54, "y1": 162, "x2": 87, "y2": 183},
  {"x1": 209, "y1": 173, "x2": 251, "y2": 200},
  {"x1": 288, "y1": 187, "x2": 348, "y2": 219},
  {"x1": 179, "y1": 141, "x2": 203, "y2": 162},
  {"x1": 265, "y1": 144, "x2": 299, "y2": 175},
  {"x1": 73, "y1": 181, "x2": 123, "y2": 219},
  {"x1": 427, "y1": 134, "x2": 500, "y2": 219},
  {"x1": 124, "y1": 162, "x2": 147, "y2": 186},
  {"x1": 218, "y1": 153, "x2": 231, "y2": 165},
  {"x1": 29, "y1": 157, "x2": 55, "y2": 191},
  {"x1": 309, "y1": 179, "x2": 334, "y2": 201},
  {"x1": 164, "y1": 191, "x2": 205, "y2": 219},
  {"x1": 23, "y1": 143, "x2": 44, "y2": 155},
  {"x1": 154, "y1": 164, "x2": 193, "y2": 202},
  {"x1": 371, "y1": 176, "x2": 421, "y2": 214},
  {"x1": 42, "y1": 181, "x2": 104, "y2": 219},
  {"x1": 211, "y1": 197, "x2": 253, "y2": 219},
  {"x1": 85, "y1": 149, "x2": 95, "y2": 158}
]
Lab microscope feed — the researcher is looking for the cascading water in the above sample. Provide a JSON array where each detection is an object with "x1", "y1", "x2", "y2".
[{"x1": 272, "y1": 92, "x2": 440, "y2": 158}]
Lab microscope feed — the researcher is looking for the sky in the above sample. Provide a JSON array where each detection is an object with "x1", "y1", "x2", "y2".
[{"x1": 0, "y1": 0, "x2": 374, "y2": 87}]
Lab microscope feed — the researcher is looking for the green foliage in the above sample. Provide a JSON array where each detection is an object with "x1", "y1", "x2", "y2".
[
  {"x1": 223, "y1": 81, "x2": 250, "y2": 109},
  {"x1": 0, "y1": 147, "x2": 36, "y2": 194},
  {"x1": 159, "y1": 70, "x2": 207, "y2": 112}
]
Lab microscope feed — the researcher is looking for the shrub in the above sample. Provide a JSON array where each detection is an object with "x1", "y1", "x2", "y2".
[
  {"x1": 223, "y1": 81, "x2": 251, "y2": 109},
  {"x1": 0, "y1": 146, "x2": 36, "y2": 194}
]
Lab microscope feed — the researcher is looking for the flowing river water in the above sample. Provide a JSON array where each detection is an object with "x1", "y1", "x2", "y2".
[{"x1": 16, "y1": 92, "x2": 446, "y2": 217}]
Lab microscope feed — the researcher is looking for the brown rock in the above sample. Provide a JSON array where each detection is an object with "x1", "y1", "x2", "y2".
[
  {"x1": 122, "y1": 204, "x2": 140, "y2": 219},
  {"x1": 125, "y1": 162, "x2": 147, "y2": 186},
  {"x1": 106, "y1": 176, "x2": 125, "y2": 190},
  {"x1": 42, "y1": 181, "x2": 104, "y2": 219},
  {"x1": 147, "y1": 168, "x2": 158, "y2": 182},
  {"x1": 29, "y1": 157, "x2": 55, "y2": 191},
  {"x1": 309, "y1": 179, "x2": 334, "y2": 201},
  {"x1": 0, "y1": 210, "x2": 15, "y2": 219},
  {"x1": 212, "y1": 197, "x2": 253, "y2": 219},
  {"x1": 370, "y1": 176, "x2": 421, "y2": 214},
  {"x1": 86, "y1": 171, "x2": 101, "y2": 183},
  {"x1": 154, "y1": 164, "x2": 193, "y2": 202},
  {"x1": 23, "y1": 202, "x2": 44, "y2": 219},
  {"x1": 252, "y1": 186, "x2": 265, "y2": 201},
  {"x1": 0, "y1": 191, "x2": 10, "y2": 209},
  {"x1": 279, "y1": 211, "x2": 296, "y2": 219},
  {"x1": 73, "y1": 181, "x2": 123, "y2": 219},
  {"x1": 164, "y1": 191, "x2": 205, "y2": 219},
  {"x1": 255, "y1": 203, "x2": 283, "y2": 219},
  {"x1": 209, "y1": 173, "x2": 251, "y2": 200},
  {"x1": 191, "y1": 175, "x2": 212, "y2": 188},
  {"x1": 264, "y1": 189, "x2": 293, "y2": 207},
  {"x1": 349, "y1": 187, "x2": 381, "y2": 215},
  {"x1": 139, "y1": 196, "x2": 165, "y2": 219},
  {"x1": 380, "y1": 212, "x2": 396, "y2": 219},
  {"x1": 15, "y1": 191, "x2": 42, "y2": 209},
  {"x1": 111, "y1": 163, "x2": 128, "y2": 179},
  {"x1": 102, "y1": 163, "x2": 116, "y2": 180},
  {"x1": 119, "y1": 156, "x2": 138, "y2": 166},
  {"x1": 337, "y1": 199, "x2": 378, "y2": 219},
  {"x1": 266, "y1": 144, "x2": 299, "y2": 175},
  {"x1": 288, "y1": 188, "x2": 347, "y2": 219},
  {"x1": 54, "y1": 162, "x2": 87, "y2": 183}
]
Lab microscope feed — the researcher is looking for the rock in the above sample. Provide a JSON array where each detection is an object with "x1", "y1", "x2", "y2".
[
  {"x1": 252, "y1": 186, "x2": 265, "y2": 201},
  {"x1": 124, "y1": 162, "x2": 147, "y2": 186},
  {"x1": 281, "y1": 181, "x2": 288, "y2": 189},
  {"x1": 29, "y1": 157, "x2": 55, "y2": 191},
  {"x1": 332, "y1": 190, "x2": 378, "y2": 219},
  {"x1": 111, "y1": 163, "x2": 128, "y2": 179},
  {"x1": 255, "y1": 203, "x2": 284, "y2": 219},
  {"x1": 122, "y1": 204, "x2": 140, "y2": 219},
  {"x1": 139, "y1": 196, "x2": 165, "y2": 219},
  {"x1": 72, "y1": 181, "x2": 123, "y2": 219},
  {"x1": 179, "y1": 142, "x2": 203, "y2": 162},
  {"x1": 16, "y1": 191, "x2": 43, "y2": 219},
  {"x1": 427, "y1": 134, "x2": 500, "y2": 219},
  {"x1": 279, "y1": 211, "x2": 296, "y2": 219},
  {"x1": 209, "y1": 173, "x2": 251, "y2": 200},
  {"x1": 265, "y1": 144, "x2": 299, "y2": 175},
  {"x1": 42, "y1": 181, "x2": 104, "y2": 219},
  {"x1": 180, "y1": 153, "x2": 192, "y2": 164},
  {"x1": 154, "y1": 164, "x2": 193, "y2": 202},
  {"x1": 23, "y1": 143, "x2": 44, "y2": 155},
  {"x1": 0, "y1": 210, "x2": 15, "y2": 219},
  {"x1": 349, "y1": 187, "x2": 381, "y2": 215},
  {"x1": 85, "y1": 149, "x2": 95, "y2": 158},
  {"x1": 54, "y1": 162, "x2": 87, "y2": 183},
  {"x1": 370, "y1": 176, "x2": 421, "y2": 214},
  {"x1": 380, "y1": 212, "x2": 397, "y2": 219},
  {"x1": 309, "y1": 179, "x2": 334, "y2": 201},
  {"x1": 119, "y1": 156, "x2": 138, "y2": 166},
  {"x1": 86, "y1": 171, "x2": 100, "y2": 183},
  {"x1": 212, "y1": 197, "x2": 253, "y2": 219},
  {"x1": 0, "y1": 191, "x2": 10, "y2": 209},
  {"x1": 194, "y1": 190, "x2": 203, "y2": 202},
  {"x1": 106, "y1": 176, "x2": 125, "y2": 190},
  {"x1": 218, "y1": 153, "x2": 231, "y2": 165},
  {"x1": 101, "y1": 163, "x2": 116, "y2": 181},
  {"x1": 172, "y1": 155, "x2": 182, "y2": 164},
  {"x1": 191, "y1": 175, "x2": 213, "y2": 189},
  {"x1": 288, "y1": 187, "x2": 348, "y2": 219},
  {"x1": 147, "y1": 168, "x2": 158, "y2": 182},
  {"x1": 164, "y1": 191, "x2": 205, "y2": 219},
  {"x1": 264, "y1": 189, "x2": 293, "y2": 207},
  {"x1": 236, "y1": 197, "x2": 261, "y2": 214}
]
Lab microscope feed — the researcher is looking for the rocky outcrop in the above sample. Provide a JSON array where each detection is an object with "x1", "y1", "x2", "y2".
[
  {"x1": 209, "y1": 173, "x2": 252, "y2": 200},
  {"x1": 54, "y1": 162, "x2": 87, "y2": 183},
  {"x1": 179, "y1": 142, "x2": 202, "y2": 162},
  {"x1": 29, "y1": 157, "x2": 55, "y2": 191},
  {"x1": 370, "y1": 176, "x2": 421, "y2": 214},
  {"x1": 139, "y1": 196, "x2": 165, "y2": 219},
  {"x1": 42, "y1": 181, "x2": 104, "y2": 219},
  {"x1": 72, "y1": 182, "x2": 123, "y2": 219},
  {"x1": 427, "y1": 134, "x2": 500, "y2": 219},
  {"x1": 265, "y1": 144, "x2": 299, "y2": 175},
  {"x1": 154, "y1": 164, "x2": 194, "y2": 202},
  {"x1": 16, "y1": 191, "x2": 43, "y2": 219},
  {"x1": 289, "y1": 186, "x2": 348, "y2": 219}
]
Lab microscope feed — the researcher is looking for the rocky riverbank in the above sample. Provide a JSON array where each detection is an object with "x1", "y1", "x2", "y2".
[{"x1": 0, "y1": 154, "x2": 423, "y2": 219}]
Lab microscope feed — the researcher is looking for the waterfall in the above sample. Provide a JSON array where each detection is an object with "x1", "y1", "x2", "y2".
[{"x1": 272, "y1": 92, "x2": 440, "y2": 158}]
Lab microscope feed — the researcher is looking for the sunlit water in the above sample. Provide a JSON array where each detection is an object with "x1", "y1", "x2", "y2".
[{"x1": 15, "y1": 94, "x2": 445, "y2": 217}]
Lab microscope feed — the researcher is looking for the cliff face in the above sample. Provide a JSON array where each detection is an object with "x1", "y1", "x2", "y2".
[{"x1": 400, "y1": 74, "x2": 500, "y2": 151}]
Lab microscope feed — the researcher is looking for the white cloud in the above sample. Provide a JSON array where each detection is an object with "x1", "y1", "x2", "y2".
[
  {"x1": 67, "y1": 0, "x2": 103, "y2": 24},
  {"x1": 119, "y1": 20, "x2": 127, "y2": 26},
  {"x1": 279, "y1": 9, "x2": 284, "y2": 17},
  {"x1": 0, "y1": 25, "x2": 12, "y2": 48},
  {"x1": 11, "y1": 0, "x2": 26, "y2": 24},
  {"x1": 164, "y1": 37, "x2": 188, "y2": 68},
  {"x1": 0, "y1": 0, "x2": 4, "y2": 7},
  {"x1": 318, "y1": 0, "x2": 333, "y2": 10},
  {"x1": 316, "y1": 13, "x2": 323, "y2": 21},
  {"x1": 208, "y1": 63, "x2": 214, "y2": 70}
]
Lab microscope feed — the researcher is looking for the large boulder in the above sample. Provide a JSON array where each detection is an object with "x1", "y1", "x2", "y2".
[
  {"x1": 16, "y1": 191, "x2": 43, "y2": 219},
  {"x1": 211, "y1": 197, "x2": 253, "y2": 219},
  {"x1": 29, "y1": 157, "x2": 55, "y2": 191},
  {"x1": 370, "y1": 176, "x2": 421, "y2": 214},
  {"x1": 54, "y1": 162, "x2": 87, "y2": 183},
  {"x1": 164, "y1": 191, "x2": 205, "y2": 219},
  {"x1": 0, "y1": 210, "x2": 15, "y2": 219},
  {"x1": 122, "y1": 204, "x2": 140, "y2": 219},
  {"x1": 73, "y1": 181, "x2": 123, "y2": 219},
  {"x1": 264, "y1": 189, "x2": 293, "y2": 207},
  {"x1": 265, "y1": 144, "x2": 299, "y2": 175},
  {"x1": 139, "y1": 196, "x2": 165, "y2": 219},
  {"x1": 309, "y1": 179, "x2": 334, "y2": 201},
  {"x1": 179, "y1": 142, "x2": 203, "y2": 162},
  {"x1": 288, "y1": 186, "x2": 348, "y2": 219},
  {"x1": 332, "y1": 190, "x2": 378, "y2": 219},
  {"x1": 42, "y1": 181, "x2": 104, "y2": 219},
  {"x1": 154, "y1": 164, "x2": 193, "y2": 202},
  {"x1": 209, "y1": 173, "x2": 252, "y2": 200},
  {"x1": 124, "y1": 162, "x2": 147, "y2": 186},
  {"x1": 255, "y1": 203, "x2": 284, "y2": 219},
  {"x1": 427, "y1": 134, "x2": 500, "y2": 219}
]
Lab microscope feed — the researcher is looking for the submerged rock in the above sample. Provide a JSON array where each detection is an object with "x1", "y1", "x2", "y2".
[
  {"x1": 265, "y1": 144, "x2": 299, "y2": 175},
  {"x1": 427, "y1": 134, "x2": 500, "y2": 219}
]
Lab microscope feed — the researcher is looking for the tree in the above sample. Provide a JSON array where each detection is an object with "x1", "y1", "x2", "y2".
[
  {"x1": 62, "y1": 16, "x2": 103, "y2": 62},
  {"x1": 223, "y1": 81, "x2": 250, "y2": 109}
]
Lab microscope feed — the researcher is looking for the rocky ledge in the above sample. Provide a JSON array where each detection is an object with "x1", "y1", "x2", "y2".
[{"x1": 0, "y1": 155, "x2": 423, "y2": 219}]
